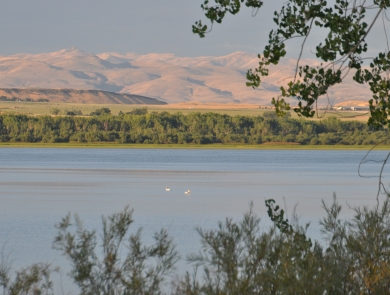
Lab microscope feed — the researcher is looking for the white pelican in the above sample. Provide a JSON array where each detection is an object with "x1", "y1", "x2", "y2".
[
  {"x1": 166, "y1": 187, "x2": 171, "y2": 191},
  {"x1": 185, "y1": 190, "x2": 191, "y2": 194}
]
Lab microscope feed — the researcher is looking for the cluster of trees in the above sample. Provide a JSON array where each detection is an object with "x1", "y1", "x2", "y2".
[
  {"x1": 0, "y1": 109, "x2": 388, "y2": 145},
  {"x1": 49, "y1": 106, "x2": 148, "y2": 117},
  {"x1": 50, "y1": 107, "x2": 83, "y2": 116},
  {"x1": 0, "y1": 96, "x2": 49, "y2": 102},
  {"x1": 3, "y1": 196, "x2": 390, "y2": 294}
]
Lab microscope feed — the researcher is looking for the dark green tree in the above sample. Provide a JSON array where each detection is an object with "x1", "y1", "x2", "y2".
[
  {"x1": 49, "y1": 108, "x2": 60, "y2": 115},
  {"x1": 90, "y1": 108, "x2": 111, "y2": 116},
  {"x1": 127, "y1": 107, "x2": 148, "y2": 116}
]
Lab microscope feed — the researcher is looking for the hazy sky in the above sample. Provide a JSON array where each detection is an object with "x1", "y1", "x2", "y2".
[
  {"x1": 0, "y1": 1, "x2": 270, "y2": 56},
  {"x1": 0, "y1": 1, "x2": 386, "y2": 58}
]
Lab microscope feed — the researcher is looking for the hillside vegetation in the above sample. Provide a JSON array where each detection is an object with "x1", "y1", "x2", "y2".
[{"x1": 0, "y1": 110, "x2": 387, "y2": 145}]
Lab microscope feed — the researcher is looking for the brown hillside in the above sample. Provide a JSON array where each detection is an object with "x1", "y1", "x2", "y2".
[
  {"x1": 0, "y1": 88, "x2": 166, "y2": 105},
  {"x1": 0, "y1": 49, "x2": 373, "y2": 105}
]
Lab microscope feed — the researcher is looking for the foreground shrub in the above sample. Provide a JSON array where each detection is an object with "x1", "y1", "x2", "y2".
[
  {"x1": 3, "y1": 196, "x2": 390, "y2": 294},
  {"x1": 174, "y1": 196, "x2": 390, "y2": 295},
  {"x1": 53, "y1": 206, "x2": 179, "y2": 295}
]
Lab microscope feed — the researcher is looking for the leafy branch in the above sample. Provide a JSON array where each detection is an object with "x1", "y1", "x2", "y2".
[{"x1": 194, "y1": 0, "x2": 390, "y2": 127}]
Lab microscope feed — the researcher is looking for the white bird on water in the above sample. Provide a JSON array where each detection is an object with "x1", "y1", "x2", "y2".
[
  {"x1": 185, "y1": 190, "x2": 191, "y2": 194},
  {"x1": 166, "y1": 187, "x2": 171, "y2": 191}
]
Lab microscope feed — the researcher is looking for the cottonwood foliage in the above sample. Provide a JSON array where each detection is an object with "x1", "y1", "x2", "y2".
[
  {"x1": 0, "y1": 112, "x2": 388, "y2": 145},
  {"x1": 3, "y1": 197, "x2": 390, "y2": 294},
  {"x1": 193, "y1": 0, "x2": 390, "y2": 128}
]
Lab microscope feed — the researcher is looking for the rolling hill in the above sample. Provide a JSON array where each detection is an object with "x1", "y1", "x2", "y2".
[{"x1": 0, "y1": 48, "x2": 371, "y2": 106}]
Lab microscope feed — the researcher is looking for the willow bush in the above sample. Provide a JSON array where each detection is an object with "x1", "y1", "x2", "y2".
[{"x1": 2, "y1": 195, "x2": 390, "y2": 294}]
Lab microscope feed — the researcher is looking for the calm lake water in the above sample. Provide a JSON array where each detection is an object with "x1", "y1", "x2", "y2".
[{"x1": 0, "y1": 148, "x2": 389, "y2": 292}]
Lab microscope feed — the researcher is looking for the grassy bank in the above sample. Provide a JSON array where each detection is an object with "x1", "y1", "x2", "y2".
[{"x1": 0, "y1": 142, "x2": 388, "y2": 150}]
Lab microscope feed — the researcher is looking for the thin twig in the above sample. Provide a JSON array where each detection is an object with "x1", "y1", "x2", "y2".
[
  {"x1": 358, "y1": 136, "x2": 390, "y2": 206},
  {"x1": 294, "y1": 18, "x2": 315, "y2": 83},
  {"x1": 377, "y1": 152, "x2": 390, "y2": 206}
]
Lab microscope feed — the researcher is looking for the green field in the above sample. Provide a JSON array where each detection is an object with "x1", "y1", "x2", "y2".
[{"x1": 0, "y1": 101, "x2": 370, "y2": 121}]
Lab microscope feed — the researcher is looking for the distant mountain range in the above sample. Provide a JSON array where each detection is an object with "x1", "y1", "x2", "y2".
[{"x1": 0, "y1": 47, "x2": 371, "y2": 106}]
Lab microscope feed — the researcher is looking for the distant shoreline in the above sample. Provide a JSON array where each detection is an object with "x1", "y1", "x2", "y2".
[{"x1": 0, "y1": 142, "x2": 387, "y2": 150}]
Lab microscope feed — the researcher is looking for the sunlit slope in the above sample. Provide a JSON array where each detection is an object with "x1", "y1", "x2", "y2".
[{"x1": 0, "y1": 48, "x2": 371, "y2": 105}]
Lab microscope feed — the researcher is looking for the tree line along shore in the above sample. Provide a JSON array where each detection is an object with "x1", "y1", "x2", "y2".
[{"x1": 0, "y1": 108, "x2": 387, "y2": 145}]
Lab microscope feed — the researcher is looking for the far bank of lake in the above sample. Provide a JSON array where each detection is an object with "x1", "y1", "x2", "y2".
[{"x1": 0, "y1": 142, "x2": 389, "y2": 150}]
